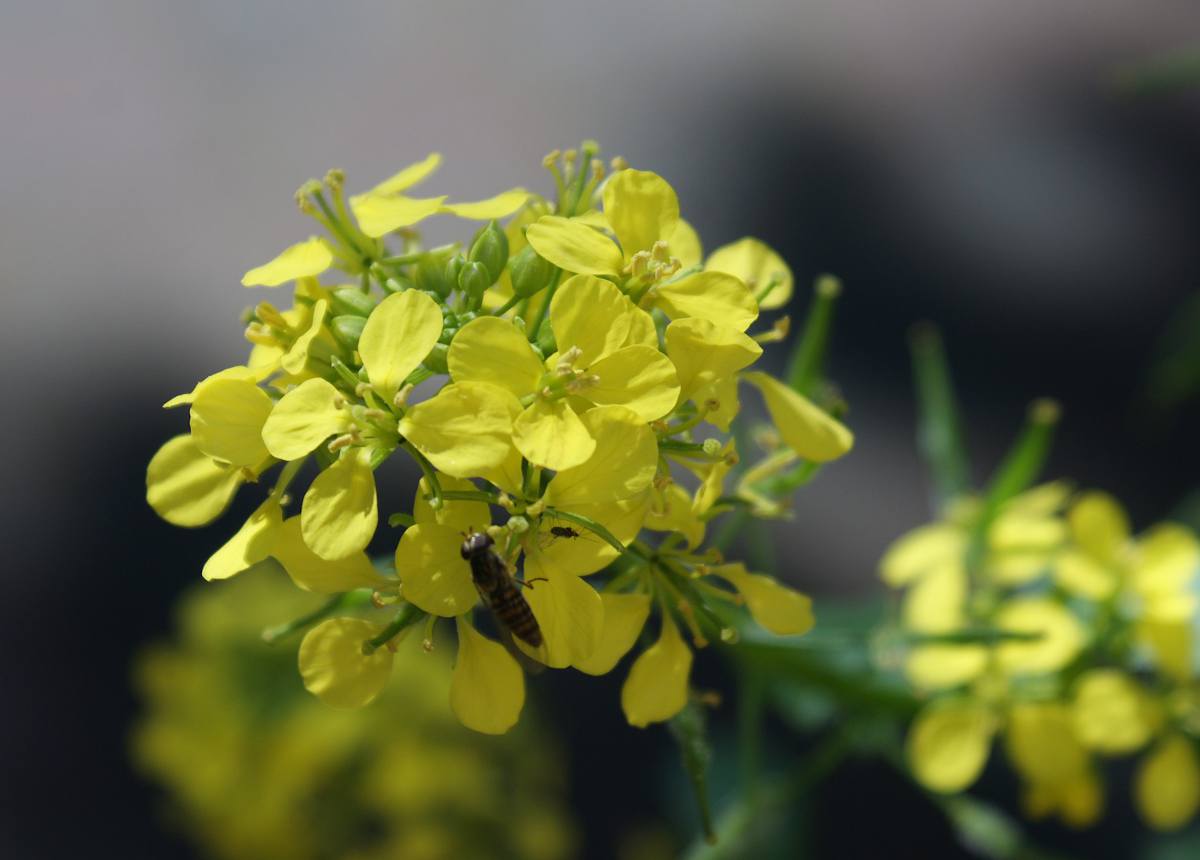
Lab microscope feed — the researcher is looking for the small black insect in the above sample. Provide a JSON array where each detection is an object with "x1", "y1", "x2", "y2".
[
  {"x1": 460, "y1": 531, "x2": 544, "y2": 648},
  {"x1": 548, "y1": 525, "x2": 582, "y2": 540}
]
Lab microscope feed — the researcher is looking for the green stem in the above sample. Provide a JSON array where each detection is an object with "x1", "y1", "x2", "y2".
[
  {"x1": 261, "y1": 589, "x2": 374, "y2": 644},
  {"x1": 363, "y1": 602, "x2": 426, "y2": 654},
  {"x1": 400, "y1": 440, "x2": 443, "y2": 509}
]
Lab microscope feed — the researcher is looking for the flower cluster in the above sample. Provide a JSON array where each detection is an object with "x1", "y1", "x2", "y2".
[
  {"x1": 881, "y1": 479, "x2": 1200, "y2": 830},
  {"x1": 133, "y1": 571, "x2": 574, "y2": 860},
  {"x1": 146, "y1": 142, "x2": 852, "y2": 734}
]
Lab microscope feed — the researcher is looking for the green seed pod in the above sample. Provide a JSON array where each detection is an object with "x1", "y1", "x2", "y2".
[
  {"x1": 329, "y1": 287, "x2": 376, "y2": 318},
  {"x1": 458, "y1": 260, "x2": 492, "y2": 303},
  {"x1": 330, "y1": 315, "x2": 366, "y2": 351},
  {"x1": 468, "y1": 220, "x2": 509, "y2": 283},
  {"x1": 423, "y1": 342, "x2": 450, "y2": 374},
  {"x1": 509, "y1": 245, "x2": 556, "y2": 298}
]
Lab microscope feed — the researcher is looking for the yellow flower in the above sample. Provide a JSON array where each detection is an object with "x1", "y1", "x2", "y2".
[
  {"x1": 348, "y1": 152, "x2": 529, "y2": 238},
  {"x1": 705, "y1": 237, "x2": 794, "y2": 310},
  {"x1": 440, "y1": 274, "x2": 679, "y2": 470},
  {"x1": 525, "y1": 169, "x2": 759, "y2": 329},
  {"x1": 133, "y1": 571, "x2": 575, "y2": 860},
  {"x1": 1057, "y1": 491, "x2": 1200, "y2": 678}
]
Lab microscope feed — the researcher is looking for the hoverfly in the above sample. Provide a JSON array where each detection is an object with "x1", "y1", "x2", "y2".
[{"x1": 460, "y1": 531, "x2": 544, "y2": 648}]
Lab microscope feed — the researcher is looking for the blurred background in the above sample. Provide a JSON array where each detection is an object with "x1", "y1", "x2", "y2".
[{"x1": 3, "y1": 1, "x2": 1200, "y2": 857}]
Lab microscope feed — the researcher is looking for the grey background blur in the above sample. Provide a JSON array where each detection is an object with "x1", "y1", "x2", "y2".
[{"x1": 3, "y1": 2, "x2": 1200, "y2": 857}]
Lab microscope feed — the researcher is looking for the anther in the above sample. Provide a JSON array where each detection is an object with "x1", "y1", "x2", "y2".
[
  {"x1": 542, "y1": 149, "x2": 561, "y2": 169},
  {"x1": 610, "y1": 156, "x2": 629, "y2": 171},
  {"x1": 323, "y1": 168, "x2": 345, "y2": 189},
  {"x1": 327, "y1": 433, "x2": 358, "y2": 453}
]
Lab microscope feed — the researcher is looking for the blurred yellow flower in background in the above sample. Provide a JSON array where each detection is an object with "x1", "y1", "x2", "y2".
[{"x1": 132, "y1": 571, "x2": 575, "y2": 860}]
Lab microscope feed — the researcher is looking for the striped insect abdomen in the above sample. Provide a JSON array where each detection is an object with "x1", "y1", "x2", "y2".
[{"x1": 487, "y1": 579, "x2": 543, "y2": 648}]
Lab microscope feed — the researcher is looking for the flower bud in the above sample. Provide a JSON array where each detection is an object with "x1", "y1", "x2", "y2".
[
  {"x1": 330, "y1": 315, "x2": 366, "y2": 350},
  {"x1": 414, "y1": 256, "x2": 451, "y2": 299},
  {"x1": 423, "y1": 342, "x2": 450, "y2": 374},
  {"x1": 468, "y1": 220, "x2": 509, "y2": 283},
  {"x1": 509, "y1": 245, "x2": 556, "y2": 298},
  {"x1": 458, "y1": 260, "x2": 491, "y2": 303},
  {"x1": 329, "y1": 287, "x2": 376, "y2": 318},
  {"x1": 443, "y1": 253, "x2": 467, "y2": 291}
]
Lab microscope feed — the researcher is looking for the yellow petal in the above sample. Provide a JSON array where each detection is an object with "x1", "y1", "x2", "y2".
[
  {"x1": 395, "y1": 523, "x2": 477, "y2": 617},
  {"x1": 300, "y1": 450, "x2": 378, "y2": 560},
  {"x1": 513, "y1": 399, "x2": 595, "y2": 471},
  {"x1": 1006, "y1": 703, "x2": 1089, "y2": 785},
  {"x1": 241, "y1": 237, "x2": 333, "y2": 287},
  {"x1": 550, "y1": 274, "x2": 636, "y2": 365},
  {"x1": 1006, "y1": 481, "x2": 1073, "y2": 517},
  {"x1": 587, "y1": 345, "x2": 680, "y2": 421},
  {"x1": 280, "y1": 298, "x2": 328, "y2": 376},
  {"x1": 349, "y1": 193, "x2": 447, "y2": 238},
  {"x1": 529, "y1": 494, "x2": 649, "y2": 577},
  {"x1": 692, "y1": 440, "x2": 736, "y2": 516},
  {"x1": 526, "y1": 215, "x2": 623, "y2": 276},
  {"x1": 602, "y1": 169, "x2": 679, "y2": 257},
  {"x1": 668, "y1": 218, "x2": 702, "y2": 269},
  {"x1": 695, "y1": 375, "x2": 740, "y2": 431},
  {"x1": 544, "y1": 405, "x2": 656, "y2": 505},
  {"x1": 261, "y1": 377, "x2": 350, "y2": 461},
  {"x1": 1136, "y1": 735, "x2": 1200, "y2": 830},
  {"x1": 1055, "y1": 550, "x2": 1117, "y2": 600},
  {"x1": 1132, "y1": 523, "x2": 1200, "y2": 600},
  {"x1": 1138, "y1": 619, "x2": 1193, "y2": 681},
  {"x1": 271, "y1": 516, "x2": 386, "y2": 594},
  {"x1": 441, "y1": 187, "x2": 529, "y2": 219},
  {"x1": 359, "y1": 290, "x2": 444, "y2": 398},
  {"x1": 447, "y1": 316, "x2": 543, "y2": 398},
  {"x1": 519, "y1": 567, "x2": 603, "y2": 669},
  {"x1": 651, "y1": 271, "x2": 757, "y2": 331},
  {"x1": 742, "y1": 371, "x2": 854, "y2": 463},
  {"x1": 621, "y1": 617, "x2": 692, "y2": 727},
  {"x1": 163, "y1": 365, "x2": 262, "y2": 409},
  {"x1": 412, "y1": 476, "x2": 491, "y2": 534},
  {"x1": 369, "y1": 152, "x2": 442, "y2": 195},
  {"x1": 713, "y1": 563, "x2": 814, "y2": 635},
  {"x1": 399, "y1": 382, "x2": 522, "y2": 478},
  {"x1": 189, "y1": 376, "x2": 273, "y2": 467},
  {"x1": 298, "y1": 617, "x2": 393, "y2": 708},
  {"x1": 664, "y1": 318, "x2": 762, "y2": 403},
  {"x1": 575, "y1": 592, "x2": 652, "y2": 675},
  {"x1": 995, "y1": 598, "x2": 1086, "y2": 677},
  {"x1": 451, "y1": 617, "x2": 525, "y2": 734},
  {"x1": 1068, "y1": 491, "x2": 1129, "y2": 563},
  {"x1": 1071, "y1": 669, "x2": 1157, "y2": 755},
  {"x1": 644, "y1": 483, "x2": 705, "y2": 549},
  {"x1": 901, "y1": 560, "x2": 968, "y2": 633},
  {"x1": 879, "y1": 522, "x2": 966, "y2": 587},
  {"x1": 705, "y1": 237, "x2": 793, "y2": 310},
  {"x1": 905, "y1": 644, "x2": 988, "y2": 691},
  {"x1": 146, "y1": 435, "x2": 242, "y2": 527},
  {"x1": 202, "y1": 497, "x2": 282, "y2": 581},
  {"x1": 906, "y1": 699, "x2": 995, "y2": 793}
]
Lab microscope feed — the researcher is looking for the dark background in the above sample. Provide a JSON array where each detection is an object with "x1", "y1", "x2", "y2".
[{"x1": 3, "y1": 2, "x2": 1200, "y2": 857}]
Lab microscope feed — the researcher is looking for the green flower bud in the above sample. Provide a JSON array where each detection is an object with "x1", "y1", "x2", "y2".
[
  {"x1": 458, "y1": 260, "x2": 491, "y2": 303},
  {"x1": 330, "y1": 315, "x2": 366, "y2": 350},
  {"x1": 509, "y1": 245, "x2": 556, "y2": 298},
  {"x1": 329, "y1": 287, "x2": 376, "y2": 318},
  {"x1": 443, "y1": 254, "x2": 467, "y2": 293},
  {"x1": 535, "y1": 324, "x2": 557, "y2": 356},
  {"x1": 414, "y1": 256, "x2": 451, "y2": 299},
  {"x1": 423, "y1": 342, "x2": 450, "y2": 374},
  {"x1": 438, "y1": 326, "x2": 458, "y2": 345},
  {"x1": 468, "y1": 220, "x2": 509, "y2": 283}
]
